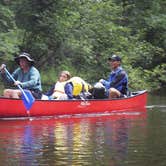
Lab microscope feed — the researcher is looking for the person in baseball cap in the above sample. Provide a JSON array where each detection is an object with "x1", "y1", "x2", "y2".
[{"x1": 98, "y1": 54, "x2": 128, "y2": 99}]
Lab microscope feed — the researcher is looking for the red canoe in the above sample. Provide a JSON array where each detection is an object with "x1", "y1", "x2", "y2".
[{"x1": 0, "y1": 90, "x2": 147, "y2": 118}]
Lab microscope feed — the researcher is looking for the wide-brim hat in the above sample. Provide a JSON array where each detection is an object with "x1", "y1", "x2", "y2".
[
  {"x1": 15, "y1": 52, "x2": 34, "y2": 65},
  {"x1": 108, "y1": 54, "x2": 121, "y2": 62}
]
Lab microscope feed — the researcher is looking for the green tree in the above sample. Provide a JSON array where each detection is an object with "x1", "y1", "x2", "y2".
[{"x1": 0, "y1": 0, "x2": 165, "y2": 92}]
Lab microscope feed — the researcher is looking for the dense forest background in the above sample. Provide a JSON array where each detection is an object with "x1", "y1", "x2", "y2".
[{"x1": 0, "y1": 0, "x2": 165, "y2": 93}]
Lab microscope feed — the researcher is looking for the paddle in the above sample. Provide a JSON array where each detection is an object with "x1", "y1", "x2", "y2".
[{"x1": 4, "y1": 67, "x2": 35, "y2": 113}]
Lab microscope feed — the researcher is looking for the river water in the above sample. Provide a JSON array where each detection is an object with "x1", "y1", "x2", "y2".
[{"x1": 0, "y1": 94, "x2": 166, "y2": 166}]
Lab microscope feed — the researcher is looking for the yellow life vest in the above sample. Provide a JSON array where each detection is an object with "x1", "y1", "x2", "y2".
[
  {"x1": 68, "y1": 77, "x2": 91, "y2": 96},
  {"x1": 52, "y1": 81, "x2": 67, "y2": 99}
]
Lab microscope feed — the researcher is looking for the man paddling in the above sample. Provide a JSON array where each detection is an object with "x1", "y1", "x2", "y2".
[{"x1": 0, "y1": 52, "x2": 42, "y2": 99}]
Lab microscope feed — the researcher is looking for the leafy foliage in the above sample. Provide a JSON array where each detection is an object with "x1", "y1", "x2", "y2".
[{"x1": 0, "y1": 0, "x2": 165, "y2": 92}]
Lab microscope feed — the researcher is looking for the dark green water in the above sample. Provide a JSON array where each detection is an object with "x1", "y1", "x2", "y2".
[{"x1": 0, "y1": 93, "x2": 165, "y2": 166}]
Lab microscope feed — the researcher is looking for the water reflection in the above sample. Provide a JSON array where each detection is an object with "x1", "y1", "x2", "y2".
[{"x1": 0, "y1": 109, "x2": 147, "y2": 165}]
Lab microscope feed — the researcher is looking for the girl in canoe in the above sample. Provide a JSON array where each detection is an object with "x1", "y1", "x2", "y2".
[
  {"x1": 42, "y1": 70, "x2": 71, "y2": 100},
  {"x1": 43, "y1": 72, "x2": 91, "y2": 100}
]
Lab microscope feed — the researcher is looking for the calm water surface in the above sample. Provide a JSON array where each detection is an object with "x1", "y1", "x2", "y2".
[{"x1": 0, "y1": 94, "x2": 166, "y2": 166}]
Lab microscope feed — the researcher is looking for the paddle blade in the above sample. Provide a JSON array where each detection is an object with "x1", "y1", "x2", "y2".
[{"x1": 21, "y1": 90, "x2": 35, "y2": 110}]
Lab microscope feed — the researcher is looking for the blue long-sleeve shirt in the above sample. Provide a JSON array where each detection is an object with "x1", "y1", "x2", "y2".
[
  {"x1": 64, "y1": 83, "x2": 73, "y2": 99},
  {"x1": 101, "y1": 66, "x2": 128, "y2": 95}
]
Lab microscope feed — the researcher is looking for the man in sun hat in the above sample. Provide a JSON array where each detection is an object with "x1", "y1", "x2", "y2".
[
  {"x1": 0, "y1": 52, "x2": 42, "y2": 99},
  {"x1": 14, "y1": 52, "x2": 35, "y2": 65},
  {"x1": 98, "y1": 54, "x2": 128, "y2": 99}
]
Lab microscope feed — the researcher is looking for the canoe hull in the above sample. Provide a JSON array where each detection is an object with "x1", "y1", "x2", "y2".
[{"x1": 0, "y1": 90, "x2": 147, "y2": 118}]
